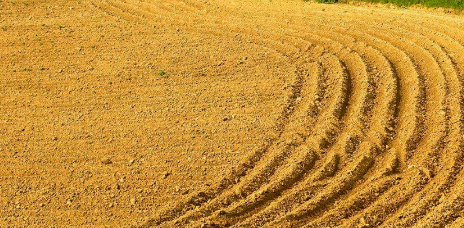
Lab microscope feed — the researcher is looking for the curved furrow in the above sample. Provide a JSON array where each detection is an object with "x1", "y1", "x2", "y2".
[
  {"x1": 303, "y1": 148, "x2": 402, "y2": 227},
  {"x1": 217, "y1": 25, "x2": 400, "y2": 228},
  {"x1": 339, "y1": 165, "x2": 430, "y2": 227},
  {"x1": 376, "y1": 23, "x2": 464, "y2": 227},
  {"x1": 200, "y1": 145, "x2": 318, "y2": 227},
  {"x1": 269, "y1": 142, "x2": 376, "y2": 227},
  {"x1": 362, "y1": 23, "x2": 449, "y2": 161},
  {"x1": 236, "y1": 18, "x2": 432, "y2": 227},
  {"x1": 243, "y1": 23, "x2": 420, "y2": 228},
  {"x1": 313, "y1": 25, "x2": 446, "y2": 228},
  {"x1": 233, "y1": 14, "x2": 423, "y2": 171},
  {"x1": 194, "y1": 44, "x2": 376, "y2": 226},
  {"x1": 340, "y1": 19, "x2": 459, "y2": 224},
  {"x1": 205, "y1": 25, "x2": 396, "y2": 226},
  {"x1": 403, "y1": 28, "x2": 464, "y2": 227},
  {"x1": 162, "y1": 52, "x2": 351, "y2": 227},
  {"x1": 305, "y1": 175, "x2": 399, "y2": 227},
  {"x1": 301, "y1": 22, "x2": 461, "y2": 227},
  {"x1": 281, "y1": 33, "x2": 401, "y2": 228},
  {"x1": 362, "y1": 31, "x2": 446, "y2": 162},
  {"x1": 414, "y1": 168, "x2": 464, "y2": 227}
]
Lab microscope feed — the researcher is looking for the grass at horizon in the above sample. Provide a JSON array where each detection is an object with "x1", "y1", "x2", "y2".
[{"x1": 311, "y1": 0, "x2": 464, "y2": 10}]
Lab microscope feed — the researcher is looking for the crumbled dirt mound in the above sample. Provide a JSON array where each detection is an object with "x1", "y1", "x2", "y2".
[{"x1": 1, "y1": 0, "x2": 464, "y2": 227}]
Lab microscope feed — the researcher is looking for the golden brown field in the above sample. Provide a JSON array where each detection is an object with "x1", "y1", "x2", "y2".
[{"x1": 1, "y1": 0, "x2": 464, "y2": 227}]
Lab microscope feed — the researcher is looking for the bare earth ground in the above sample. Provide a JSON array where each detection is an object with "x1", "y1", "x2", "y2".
[{"x1": 1, "y1": 0, "x2": 464, "y2": 227}]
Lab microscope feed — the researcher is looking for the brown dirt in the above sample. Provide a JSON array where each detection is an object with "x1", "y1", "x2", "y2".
[{"x1": 1, "y1": 0, "x2": 464, "y2": 227}]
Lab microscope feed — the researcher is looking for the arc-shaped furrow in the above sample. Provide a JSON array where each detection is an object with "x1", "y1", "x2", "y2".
[
  {"x1": 339, "y1": 165, "x2": 430, "y2": 227},
  {"x1": 306, "y1": 23, "x2": 448, "y2": 228},
  {"x1": 302, "y1": 149, "x2": 400, "y2": 227},
  {"x1": 226, "y1": 16, "x2": 400, "y2": 151},
  {"x1": 234, "y1": 142, "x2": 372, "y2": 227},
  {"x1": 288, "y1": 36, "x2": 401, "y2": 228},
  {"x1": 399, "y1": 33, "x2": 464, "y2": 228},
  {"x1": 231, "y1": 29, "x2": 399, "y2": 228},
  {"x1": 202, "y1": 145, "x2": 318, "y2": 227},
  {"x1": 413, "y1": 168, "x2": 464, "y2": 227},
  {"x1": 161, "y1": 52, "x2": 350, "y2": 227},
  {"x1": 376, "y1": 25, "x2": 464, "y2": 227},
  {"x1": 198, "y1": 62, "x2": 330, "y2": 223},
  {"x1": 365, "y1": 33, "x2": 444, "y2": 160},
  {"x1": 268, "y1": 142, "x2": 376, "y2": 227},
  {"x1": 277, "y1": 27, "x2": 401, "y2": 227},
  {"x1": 305, "y1": 175, "x2": 399, "y2": 227},
  {"x1": 239, "y1": 19, "x2": 428, "y2": 226},
  {"x1": 279, "y1": 29, "x2": 399, "y2": 226},
  {"x1": 231, "y1": 16, "x2": 419, "y2": 167},
  {"x1": 366, "y1": 24, "x2": 448, "y2": 161},
  {"x1": 328, "y1": 30, "x2": 424, "y2": 171},
  {"x1": 209, "y1": 36, "x2": 374, "y2": 226},
  {"x1": 338, "y1": 23, "x2": 454, "y2": 227},
  {"x1": 308, "y1": 30, "x2": 397, "y2": 151}
]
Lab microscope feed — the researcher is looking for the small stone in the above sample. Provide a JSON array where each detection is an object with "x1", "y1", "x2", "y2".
[
  {"x1": 101, "y1": 158, "x2": 112, "y2": 165},
  {"x1": 162, "y1": 171, "x2": 170, "y2": 179}
]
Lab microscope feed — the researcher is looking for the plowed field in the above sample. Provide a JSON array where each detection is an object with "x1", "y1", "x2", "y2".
[{"x1": 1, "y1": 0, "x2": 464, "y2": 227}]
